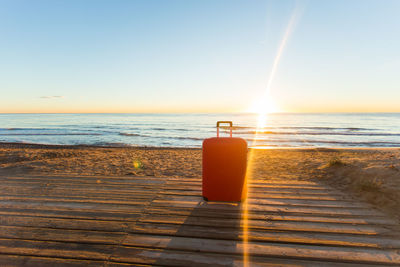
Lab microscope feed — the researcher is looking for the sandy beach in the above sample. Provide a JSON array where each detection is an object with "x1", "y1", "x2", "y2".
[{"x1": 1, "y1": 142, "x2": 399, "y2": 221}]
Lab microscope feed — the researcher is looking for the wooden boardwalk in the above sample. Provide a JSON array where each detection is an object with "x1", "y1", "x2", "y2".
[{"x1": 0, "y1": 174, "x2": 400, "y2": 266}]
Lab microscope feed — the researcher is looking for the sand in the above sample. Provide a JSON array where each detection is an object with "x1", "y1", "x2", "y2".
[{"x1": 1, "y1": 142, "x2": 399, "y2": 221}]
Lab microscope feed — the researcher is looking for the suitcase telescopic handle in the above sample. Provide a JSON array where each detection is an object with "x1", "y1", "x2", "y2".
[{"x1": 216, "y1": 121, "x2": 232, "y2": 138}]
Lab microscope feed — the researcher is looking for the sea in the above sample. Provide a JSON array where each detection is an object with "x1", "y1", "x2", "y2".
[{"x1": 0, "y1": 113, "x2": 400, "y2": 148}]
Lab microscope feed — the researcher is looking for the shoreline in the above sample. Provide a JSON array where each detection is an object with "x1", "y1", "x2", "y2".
[
  {"x1": 1, "y1": 141, "x2": 400, "y2": 151},
  {"x1": 0, "y1": 142, "x2": 200, "y2": 150}
]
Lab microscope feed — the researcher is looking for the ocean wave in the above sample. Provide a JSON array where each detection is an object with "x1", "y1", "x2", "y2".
[
  {"x1": 0, "y1": 133, "x2": 102, "y2": 136},
  {"x1": 148, "y1": 127, "x2": 192, "y2": 132},
  {"x1": 119, "y1": 133, "x2": 140, "y2": 136},
  {"x1": 219, "y1": 126, "x2": 252, "y2": 130},
  {"x1": 90, "y1": 142, "x2": 133, "y2": 147},
  {"x1": 118, "y1": 132, "x2": 204, "y2": 140},
  {"x1": 172, "y1": 136, "x2": 205, "y2": 141},
  {"x1": 249, "y1": 139, "x2": 400, "y2": 146},
  {"x1": 1, "y1": 128, "x2": 49, "y2": 131},
  {"x1": 1, "y1": 127, "x2": 119, "y2": 133},
  {"x1": 276, "y1": 126, "x2": 372, "y2": 131},
  {"x1": 221, "y1": 126, "x2": 373, "y2": 131},
  {"x1": 161, "y1": 141, "x2": 172, "y2": 145},
  {"x1": 239, "y1": 131, "x2": 400, "y2": 136}
]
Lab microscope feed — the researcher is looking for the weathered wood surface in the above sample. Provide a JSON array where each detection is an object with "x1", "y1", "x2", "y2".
[{"x1": 1, "y1": 175, "x2": 400, "y2": 266}]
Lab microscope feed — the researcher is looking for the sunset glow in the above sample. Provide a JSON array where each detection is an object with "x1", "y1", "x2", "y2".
[{"x1": 1, "y1": 1, "x2": 399, "y2": 113}]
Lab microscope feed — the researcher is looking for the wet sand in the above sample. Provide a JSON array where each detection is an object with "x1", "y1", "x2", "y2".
[{"x1": 1, "y1": 142, "x2": 399, "y2": 221}]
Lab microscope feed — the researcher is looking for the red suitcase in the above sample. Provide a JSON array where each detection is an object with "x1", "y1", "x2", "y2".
[{"x1": 202, "y1": 121, "x2": 248, "y2": 202}]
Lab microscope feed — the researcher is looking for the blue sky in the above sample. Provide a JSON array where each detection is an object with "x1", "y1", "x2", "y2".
[{"x1": 0, "y1": 0, "x2": 399, "y2": 113}]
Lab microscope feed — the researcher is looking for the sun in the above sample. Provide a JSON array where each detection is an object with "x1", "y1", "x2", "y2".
[{"x1": 246, "y1": 97, "x2": 279, "y2": 115}]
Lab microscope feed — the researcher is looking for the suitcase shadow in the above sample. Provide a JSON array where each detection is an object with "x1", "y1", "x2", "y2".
[{"x1": 156, "y1": 198, "x2": 247, "y2": 265}]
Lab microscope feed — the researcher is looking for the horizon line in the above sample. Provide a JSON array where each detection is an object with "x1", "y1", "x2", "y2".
[{"x1": 1, "y1": 111, "x2": 400, "y2": 115}]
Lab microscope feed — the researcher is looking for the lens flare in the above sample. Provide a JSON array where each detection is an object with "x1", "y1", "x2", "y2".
[
  {"x1": 133, "y1": 159, "x2": 143, "y2": 169},
  {"x1": 242, "y1": 3, "x2": 304, "y2": 265}
]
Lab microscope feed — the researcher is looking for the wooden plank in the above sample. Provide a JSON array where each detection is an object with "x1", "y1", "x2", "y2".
[
  {"x1": 245, "y1": 193, "x2": 354, "y2": 201},
  {"x1": 0, "y1": 238, "x2": 116, "y2": 262},
  {"x1": 250, "y1": 180, "x2": 321, "y2": 185},
  {"x1": 0, "y1": 225, "x2": 126, "y2": 245},
  {"x1": 167, "y1": 177, "x2": 320, "y2": 184},
  {"x1": 0, "y1": 200, "x2": 148, "y2": 213},
  {"x1": 160, "y1": 187, "x2": 350, "y2": 198},
  {"x1": 163, "y1": 182, "x2": 331, "y2": 190},
  {"x1": 250, "y1": 184, "x2": 329, "y2": 189},
  {"x1": 0, "y1": 192, "x2": 154, "y2": 201},
  {"x1": 0, "y1": 214, "x2": 129, "y2": 232},
  {"x1": 131, "y1": 222, "x2": 400, "y2": 249},
  {"x1": 0, "y1": 176, "x2": 165, "y2": 186},
  {"x1": 0, "y1": 175, "x2": 166, "y2": 184},
  {"x1": 110, "y1": 246, "x2": 370, "y2": 267},
  {"x1": 248, "y1": 189, "x2": 347, "y2": 196},
  {"x1": 158, "y1": 189, "x2": 353, "y2": 201},
  {"x1": 0, "y1": 255, "x2": 104, "y2": 267},
  {"x1": 0, "y1": 183, "x2": 163, "y2": 192},
  {"x1": 150, "y1": 200, "x2": 385, "y2": 217},
  {"x1": 160, "y1": 185, "x2": 347, "y2": 194},
  {"x1": 0, "y1": 195, "x2": 154, "y2": 206},
  {"x1": 0, "y1": 187, "x2": 157, "y2": 199},
  {"x1": 138, "y1": 214, "x2": 391, "y2": 235},
  {"x1": 0, "y1": 208, "x2": 142, "y2": 222},
  {"x1": 0, "y1": 182, "x2": 165, "y2": 192},
  {"x1": 0, "y1": 175, "x2": 166, "y2": 183},
  {"x1": 153, "y1": 195, "x2": 368, "y2": 208},
  {"x1": 122, "y1": 234, "x2": 400, "y2": 265},
  {"x1": 247, "y1": 198, "x2": 368, "y2": 208},
  {"x1": 166, "y1": 179, "x2": 324, "y2": 187},
  {"x1": 169, "y1": 183, "x2": 331, "y2": 191},
  {"x1": 0, "y1": 179, "x2": 162, "y2": 186},
  {"x1": 0, "y1": 184, "x2": 161, "y2": 194},
  {"x1": 160, "y1": 188, "x2": 348, "y2": 198},
  {"x1": 144, "y1": 206, "x2": 398, "y2": 225}
]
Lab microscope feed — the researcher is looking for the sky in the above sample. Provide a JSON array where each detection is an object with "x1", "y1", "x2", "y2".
[{"x1": 0, "y1": 0, "x2": 399, "y2": 113}]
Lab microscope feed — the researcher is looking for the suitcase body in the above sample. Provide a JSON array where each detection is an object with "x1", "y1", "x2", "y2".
[{"x1": 202, "y1": 122, "x2": 247, "y2": 202}]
